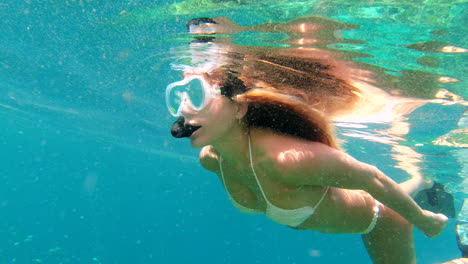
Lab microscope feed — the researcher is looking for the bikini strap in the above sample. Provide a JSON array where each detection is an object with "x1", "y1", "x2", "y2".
[
  {"x1": 248, "y1": 135, "x2": 329, "y2": 208},
  {"x1": 248, "y1": 135, "x2": 272, "y2": 203},
  {"x1": 218, "y1": 156, "x2": 227, "y2": 184},
  {"x1": 316, "y1": 186, "x2": 329, "y2": 208}
]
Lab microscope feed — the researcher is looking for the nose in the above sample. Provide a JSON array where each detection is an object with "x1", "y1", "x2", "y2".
[{"x1": 178, "y1": 97, "x2": 198, "y2": 117}]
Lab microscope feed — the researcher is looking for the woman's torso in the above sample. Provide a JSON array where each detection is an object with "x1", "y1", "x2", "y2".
[{"x1": 204, "y1": 131, "x2": 379, "y2": 233}]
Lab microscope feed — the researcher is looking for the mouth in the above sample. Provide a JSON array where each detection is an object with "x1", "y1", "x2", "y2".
[{"x1": 189, "y1": 125, "x2": 202, "y2": 138}]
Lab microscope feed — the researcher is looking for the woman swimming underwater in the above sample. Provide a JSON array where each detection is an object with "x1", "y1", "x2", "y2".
[{"x1": 166, "y1": 18, "x2": 449, "y2": 264}]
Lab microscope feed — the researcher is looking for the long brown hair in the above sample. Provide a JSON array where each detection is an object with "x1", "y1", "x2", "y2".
[
  {"x1": 207, "y1": 47, "x2": 362, "y2": 150},
  {"x1": 235, "y1": 88, "x2": 340, "y2": 149},
  {"x1": 235, "y1": 51, "x2": 362, "y2": 117}
]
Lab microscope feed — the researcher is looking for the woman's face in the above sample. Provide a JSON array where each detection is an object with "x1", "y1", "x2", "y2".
[{"x1": 180, "y1": 94, "x2": 241, "y2": 148}]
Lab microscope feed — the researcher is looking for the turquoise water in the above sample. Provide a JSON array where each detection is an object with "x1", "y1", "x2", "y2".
[{"x1": 0, "y1": 1, "x2": 466, "y2": 263}]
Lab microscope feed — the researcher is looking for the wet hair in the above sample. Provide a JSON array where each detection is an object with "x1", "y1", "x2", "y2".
[
  {"x1": 200, "y1": 48, "x2": 358, "y2": 149},
  {"x1": 215, "y1": 70, "x2": 339, "y2": 149},
  {"x1": 236, "y1": 89, "x2": 339, "y2": 149},
  {"x1": 220, "y1": 72, "x2": 248, "y2": 97},
  {"x1": 221, "y1": 47, "x2": 358, "y2": 149},
  {"x1": 238, "y1": 53, "x2": 361, "y2": 117}
]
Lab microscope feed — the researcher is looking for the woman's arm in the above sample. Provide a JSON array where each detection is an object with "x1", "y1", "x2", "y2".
[{"x1": 275, "y1": 142, "x2": 448, "y2": 237}]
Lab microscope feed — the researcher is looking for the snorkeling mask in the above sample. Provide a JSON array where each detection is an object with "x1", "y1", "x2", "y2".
[
  {"x1": 167, "y1": 71, "x2": 248, "y2": 138},
  {"x1": 166, "y1": 74, "x2": 219, "y2": 138},
  {"x1": 166, "y1": 74, "x2": 223, "y2": 138},
  {"x1": 166, "y1": 74, "x2": 222, "y2": 117}
]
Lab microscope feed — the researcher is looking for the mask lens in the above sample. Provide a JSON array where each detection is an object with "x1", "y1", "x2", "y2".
[
  {"x1": 166, "y1": 77, "x2": 207, "y2": 116},
  {"x1": 184, "y1": 78, "x2": 205, "y2": 108}
]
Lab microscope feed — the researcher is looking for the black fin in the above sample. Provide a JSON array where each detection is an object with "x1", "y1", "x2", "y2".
[{"x1": 414, "y1": 182, "x2": 455, "y2": 218}]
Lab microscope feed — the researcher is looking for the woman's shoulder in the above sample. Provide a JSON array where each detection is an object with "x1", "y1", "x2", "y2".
[
  {"x1": 259, "y1": 132, "x2": 363, "y2": 186},
  {"x1": 199, "y1": 145, "x2": 220, "y2": 173},
  {"x1": 257, "y1": 132, "x2": 327, "y2": 167},
  {"x1": 258, "y1": 132, "x2": 329, "y2": 159}
]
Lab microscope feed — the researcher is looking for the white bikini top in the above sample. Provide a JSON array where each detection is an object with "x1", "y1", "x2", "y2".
[{"x1": 218, "y1": 135, "x2": 329, "y2": 227}]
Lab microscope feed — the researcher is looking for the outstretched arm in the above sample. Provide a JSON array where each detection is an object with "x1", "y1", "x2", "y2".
[{"x1": 276, "y1": 142, "x2": 448, "y2": 237}]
